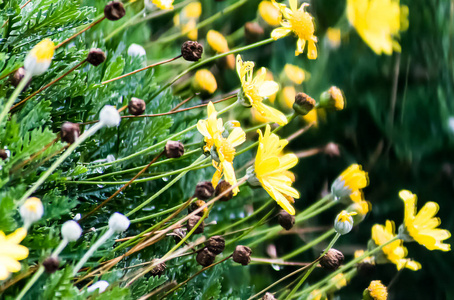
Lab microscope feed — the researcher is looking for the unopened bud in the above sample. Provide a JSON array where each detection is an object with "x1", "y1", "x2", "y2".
[
  {"x1": 188, "y1": 200, "x2": 208, "y2": 217},
  {"x1": 320, "y1": 248, "x2": 344, "y2": 271},
  {"x1": 215, "y1": 180, "x2": 233, "y2": 202},
  {"x1": 20, "y1": 197, "x2": 43, "y2": 227},
  {"x1": 233, "y1": 245, "x2": 252, "y2": 266},
  {"x1": 61, "y1": 122, "x2": 80, "y2": 144},
  {"x1": 293, "y1": 92, "x2": 315, "y2": 116},
  {"x1": 43, "y1": 257, "x2": 60, "y2": 274},
  {"x1": 324, "y1": 142, "x2": 340, "y2": 157},
  {"x1": 10, "y1": 67, "x2": 30, "y2": 88},
  {"x1": 61, "y1": 220, "x2": 82, "y2": 242},
  {"x1": 150, "y1": 261, "x2": 166, "y2": 277},
  {"x1": 363, "y1": 280, "x2": 388, "y2": 300},
  {"x1": 108, "y1": 212, "x2": 130, "y2": 233},
  {"x1": 262, "y1": 293, "x2": 277, "y2": 300},
  {"x1": 194, "y1": 181, "x2": 214, "y2": 200},
  {"x1": 181, "y1": 41, "x2": 203, "y2": 62},
  {"x1": 244, "y1": 22, "x2": 264, "y2": 44},
  {"x1": 187, "y1": 215, "x2": 204, "y2": 234},
  {"x1": 196, "y1": 248, "x2": 216, "y2": 267},
  {"x1": 104, "y1": 1, "x2": 125, "y2": 21},
  {"x1": 0, "y1": 149, "x2": 7, "y2": 161},
  {"x1": 205, "y1": 236, "x2": 225, "y2": 255},
  {"x1": 278, "y1": 210, "x2": 295, "y2": 230},
  {"x1": 165, "y1": 141, "x2": 184, "y2": 158},
  {"x1": 128, "y1": 97, "x2": 146, "y2": 115},
  {"x1": 319, "y1": 86, "x2": 345, "y2": 110},
  {"x1": 99, "y1": 105, "x2": 121, "y2": 127},
  {"x1": 334, "y1": 210, "x2": 356, "y2": 235},
  {"x1": 87, "y1": 48, "x2": 106, "y2": 67}
]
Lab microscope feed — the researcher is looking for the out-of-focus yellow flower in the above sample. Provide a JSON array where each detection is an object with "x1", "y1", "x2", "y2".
[
  {"x1": 365, "y1": 280, "x2": 388, "y2": 300},
  {"x1": 236, "y1": 55, "x2": 286, "y2": 125},
  {"x1": 371, "y1": 220, "x2": 421, "y2": 271},
  {"x1": 24, "y1": 38, "x2": 54, "y2": 76},
  {"x1": 399, "y1": 190, "x2": 451, "y2": 251},
  {"x1": 284, "y1": 64, "x2": 306, "y2": 85},
  {"x1": 326, "y1": 27, "x2": 341, "y2": 48},
  {"x1": 264, "y1": 68, "x2": 276, "y2": 103},
  {"x1": 347, "y1": 0, "x2": 409, "y2": 55},
  {"x1": 251, "y1": 107, "x2": 270, "y2": 124},
  {"x1": 280, "y1": 86, "x2": 296, "y2": 110},
  {"x1": 194, "y1": 69, "x2": 217, "y2": 94},
  {"x1": 319, "y1": 86, "x2": 345, "y2": 110},
  {"x1": 302, "y1": 109, "x2": 317, "y2": 125},
  {"x1": 331, "y1": 164, "x2": 368, "y2": 203},
  {"x1": 151, "y1": 0, "x2": 174, "y2": 10},
  {"x1": 330, "y1": 273, "x2": 348, "y2": 289},
  {"x1": 309, "y1": 289, "x2": 326, "y2": 300},
  {"x1": 0, "y1": 228, "x2": 29, "y2": 280},
  {"x1": 271, "y1": 0, "x2": 318, "y2": 58},
  {"x1": 183, "y1": 2, "x2": 201, "y2": 18},
  {"x1": 258, "y1": 1, "x2": 281, "y2": 27},
  {"x1": 354, "y1": 249, "x2": 375, "y2": 264},
  {"x1": 207, "y1": 30, "x2": 235, "y2": 69},
  {"x1": 197, "y1": 102, "x2": 224, "y2": 152},
  {"x1": 253, "y1": 124, "x2": 299, "y2": 215},
  {"x1": 174, "y1": 2, "x2": 201, "y2": 40}
]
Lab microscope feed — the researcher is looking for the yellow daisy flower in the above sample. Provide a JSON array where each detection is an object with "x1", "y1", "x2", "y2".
[
  {"x1": 331, "y1": 164, "x2": 369, "y2": 203},
  {"x1": 371, "y1": 220, "x2": 421, "y2": 271},
  {"x1": 330, "y1": 273, "x2": 348, "y2": 289},
  {"x1": 197, "y1": 102, "x2": 224, "y2": 153},
  {"x1": 280, "y1": 85, "x2": 296, "y2": 110},
  {"x1": 326, "y1": 27, "x2": 341, "y2": 49},
  {"x1": 207, "y1": 30, "x2": 235, "y2": 69},
  {"x1": 24, "y1": 38, "x2": 54, "y2": 76},
  {"x1": 284, "y1": 64, "x2": 306, "y2": 85},
  {"x1": 354, "y1": 249, "x2": 374, "y2": 264},
  {"x1": 365, "y1": 280, "x2": 388, "y2": 300},
  {"x1": 258, "y1": 1, "x2": 281, "y2": 27},
  {"x1": 0, "y1": 228, "x2": 29, "y2": 280},
  {"x1": 399, "y1": 190, "x2": 451, "y2": 251},
  {"x1": 174, "y1": 2, "x2": 202, "y2": 40},
  {"x1": 347, "y1": 0, "x2": 409, "y2": 55},
  {"x1": 151, "y1": 0, "x2": 174, "y2": 10},
  {"x1": 236, "y1": 55, "x2": 286, "y2": 125},
  {"x1": 271, "y1": 0, "x2": 318, "y2": 58},
  {"x1": 252, "y1": 124, "x2": 299, "y2": 215},
  {"x1": 302, "y1": 109, "x2": 318, "y2": 126}
]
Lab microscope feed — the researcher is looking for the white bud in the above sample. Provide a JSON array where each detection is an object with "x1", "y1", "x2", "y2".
[
  {"x1": 334, "y1": 210, "x2": 356, "y2": 235},
  {"x1": 20, "y1": 197, "x2": 44, "y2": 227},
  {"x1": 24, "y1": 39, "x2": 55, "y2": 77},
  {"x1": 128, "y1": 44, "x2": 146, "y2": 57},
  {"x1": 61, "y1": 220, "x2": 82, "y2": 242},
  {"x1": 99, "y1": 105, "x2": 121, "y2": 127},
  {"x1": 73, "y1": 213, "x2": 81, "y2": 221},
  {"x1": 87, "y1": 280, "x2": 109, "y2": 293},
  {"x1": 108, "y1": 212, "x2": 130, "y2": 233}
]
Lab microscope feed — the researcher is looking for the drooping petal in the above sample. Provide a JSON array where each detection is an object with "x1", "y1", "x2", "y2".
[{"x1": 271, "y1": 27, "x2": 292, "y2": 40}]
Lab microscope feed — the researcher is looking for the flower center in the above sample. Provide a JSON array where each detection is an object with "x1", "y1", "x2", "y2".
[{"x1": 289, "y1": 11, "x2": 314, "y2": 40}]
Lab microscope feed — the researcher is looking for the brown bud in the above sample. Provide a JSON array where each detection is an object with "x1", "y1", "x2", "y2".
[
  {"x1": 188, "y1": 200, "x2": 208, "y2": 217},
  {"x1": 172, "y1": 228, "x2": 186, "y2": 244},
  {"x1": 150, "y1": 261, "x2": 166, "y2": 277},
  {"x1": 320, "y1": 248, "x2": 344, "y2": 271},
  {"x1": 205, "y1": 235, "x2": 225, "y2": 255},
  {"x1": 87, "y1": 48, "x2": 106, "y2": 66},
  {"x1": 43, "y1": 257, "x2": 60, "y2": 274},
  {"x1": 244, "y1": 22, "x2": 264, "y2": 44},
  {"x1": 186, "y1": 215, "x2": 204, "y2": 234},
  {"x1": 357, "y1": 261, "x2": 375, "y2": 277},
  {"x1": 293, "y1": 92, "x2": 316, "y2": 116},
  {"x1": 165, "y1": 141, "x2": 184, "y2": 158},
  {"x1": 324, "y1": 142, "x2": 340, "y2": 157},
  {"x1": 0, "y1": 149, "x2": 7, "y2": 161},
  {"x1": 10, "y1": 67, "x2": 30, "y2": 88},
  {"x1": 233, "y1": 245, "x2": 252, "y2": 266},
  {"x1": 128, "y1": 97, "x2": 146, "y2": 115},
  {"x1": 215, "y1": 180, "x2": 233, "y2": 202},
  {"x1": 104, "y1": 1, "x2": 125, "y2": 21},
  {"x1": 278, "y1": 210, "x2": 295, "y2": 231},
  {"x1": 61, "y1": 122, "x2": 80, "y2": 144},
  {"x1": 181, "y1": 41, "x2": 204, "y2": 62},
  {"x1": 196, "y1": 248, "x2": 216, "y2": 267},
  {"x1": 194, "y1": 181, "x2": 214, "y2": 200},
  {"x1": 262, "y1": 293, "x2": 277, "y2": 300}
]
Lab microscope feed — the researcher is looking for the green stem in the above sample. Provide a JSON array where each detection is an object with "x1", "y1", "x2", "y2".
[
  {"x1": 284, "y1": 233, "x2": 341, "y2": 300},
  {"x1": 281, "y1": 229, "x2": 336, "y2": 261},
  {"x1": 0, "y1": 72, "x2": 32, "y2": 126},
  {"x1": 17, "y1": 122, "x2": 104, "y2": 206},
  {"x1": 225, "y1": 209, "x2": 274, "y2": 247},
  {"x1": 104, "y1": 9, "x2": 145, "y2": 42}
]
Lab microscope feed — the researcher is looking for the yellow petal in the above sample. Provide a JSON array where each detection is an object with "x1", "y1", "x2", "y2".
[
  {"x1": 258, "y1": 80, "x2": 279, "y2": 98},
  {"x1": 271, "y1": 27, "x2": 291, "y2": 40},
  {"x1": 0, "y1": 256, "x2": 22, "y2": 272}
]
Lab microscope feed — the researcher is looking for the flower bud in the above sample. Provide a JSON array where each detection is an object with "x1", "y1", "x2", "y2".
[
  {"x1": 205, "y1": 235, "x2": 225, "y2": 255},
  {"x1": 363, "y1": 280, "x2": 387, "y2": 300},
  {"x1": 104, "y1": 1, "x2": 125, "y2": 21},
  {"x1": 262, "y1": 293, "x2": 277, "y2": 300},
  {"x1": 127, "y1": 44, "x2": 146, "y2": 57},
  {"x1": 87, "y1": 280, "x2": 109, "y2": 293},
  {"x1": 323, "y1": 142, "x2": 340, "y2": 157},
  {"x1": 244, "y1": 22, "x2": 264, "y2": 44},
  {"x1": 334, "y1": 210, "x2": 356, "y2": 235},
  {"x1": 99, "y1": 105, "x2": 121, "y2": 127},
  {"x1": 61, "y1": 122, "x2": 80, "y2": 144},
  {"x1": 24, "y1": 39, "x2": 54, "y2": 77},
  {"x1": 319, "y1": 86, "x2": 345, "y2": 110},
  {"x1": 320, "y1": 248, "x2": 344, "y2": 271},
  {"x1": 43, "y1": 257, "x2": 60, "y2": 274},
  {"x1": 293, "y1": 92, "x2": 315, "y2": 116},
  {"x1": 87, "y1": 48, "x2": 106, "y2": 67},
  {"x1": 188, "y1": 200, "x2": 208, "y2": 217},
  {"x1": 128, "y1": 97, "x2": 146, "y2": 115},
  {"x1": 193, "y1": 69, "x2": 217, "y2": 97},
  {"x1": 186, "y1": 215, "x2": 204, "y2": 234},
  {"x1": 150, "y1": 261, "x2": 166, "y2": 277},
  {"x1": 194, "y1": 181, "x2": 214, "y2": 200},
  {"x1": 278, "y1": 210, "x2": 295, "y2": 230},
  {"x1": 61, "y1": 220, "x2": 82, "y2": 242},
  {"x1": 215, "y1": 180, "x2": 233, "y2": 202},
  {"x1": 10, "y1": 67, "x2": 31, "y2": 88},
  {"x1": 181, "y1": 41, "x2": 203, "y2": 62},
  {"x1": 108, "y1": 212, "x2": 130, "y2": 233},
  {"x1": 165, "y1": 141, "x2": 184, "y2": 158},
  {"x1": 196, "y1": 248, "x2": 216, "y2": 267},
  {"x1": 233, "y1": 245, "x2": 252, "y2": 266},
  {"x1": 20, "y1": 197, "x2": 44, "y2": 227},
  {"x1": 0, "y1": 149, "x2": 8, "y2": 161}
]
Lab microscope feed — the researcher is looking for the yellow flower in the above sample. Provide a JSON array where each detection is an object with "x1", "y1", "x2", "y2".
[
  {"x1": 280, "y1": 86, "x2": 296, "y2": 110},
  {"x1": 194, "y1": 69, "x2": 217, "y2": 94},
  {"x1": 258, "y1": 1, "x2": 281, "y2": 27},
  {"x1": 152, "y1": 0, "x2": 174, "y2": 10},
  {"x1": 365, "y1": 280, "x2": 388, "y2": 300},
  {"x1": 331, "y1": 164, "x2": 368, "y2": 203},
  {"x1": 371, "y1": 220, "x2": 421, "y2": 271},
  {"x1": 347, "y1": 0, "x2": 408, "y2": 55},
  {"x1": 284, "y1": 64, "x2": 306, "y2": 85},
  {"x1": 236, "y1": 55, "x2": 286, "y2": 125},
  {"x1": 197, "y1": 102, "x2": 224, "y2": 153},
  {"x1": 309, "y1": 289, "x2": 326, "y2": 300},
  {"x1": 330, "y1": 273, "x2": 348, "y2": 289},
  {"x1": 271, "y1": 0, "x2": 318, "y2": 58},
  {"x1": 326, "y1": 27, "x2": 341, "y2": 48},
  {"x1": 175, "y1": 2, "x2": 201, "y2": 40},
  {"x1": 206, "y1": 30, "x2": 235, "y2": 69},
  {"x1": 24, "y1": 38, "x2": 54, "y2": 76},
  {"x1": 302, "y1": 109, "x2": 317, "y2": 125},
  {"x1": 354, "y1": 249, "x2": 374, "y2": 264},
  {"x1": 253, "y1": 124, "x2": 299, "y2": 215},
  {"x1": 399, "y1": 190, "x2": 451, "y2": 251},
  {"x1": 0, "y1": 228, "x2": 29, "y2": 280},
  {"x1": 183, "y1": 2, "x2": 201, "y2": 18}
]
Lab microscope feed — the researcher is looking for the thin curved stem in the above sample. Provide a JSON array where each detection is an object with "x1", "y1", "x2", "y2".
[
  {"x1": 0, "y1": 72, "x2": 32, "y2": 126},
  {"x1": 55, "y1": 16, "x2": 105, "y2": 49}
]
